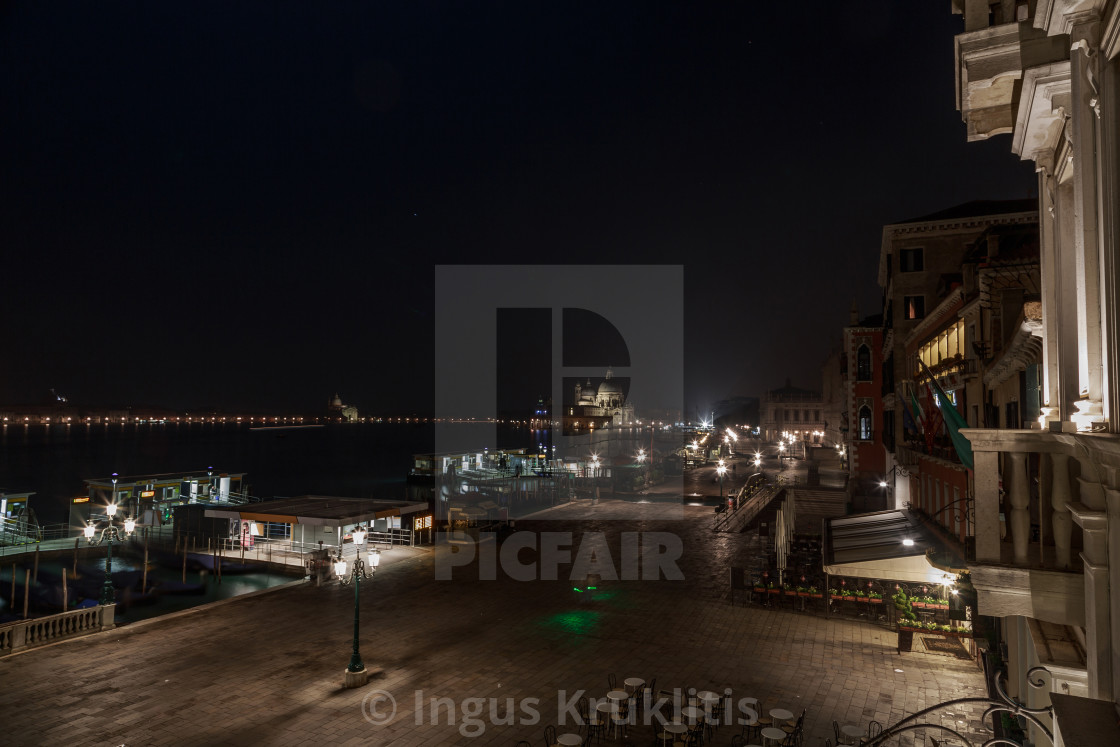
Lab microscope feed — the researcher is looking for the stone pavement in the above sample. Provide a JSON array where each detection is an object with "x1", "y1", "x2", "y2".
[{"x1": 0, "y1": 501, "x2": 991, "y2": 746}]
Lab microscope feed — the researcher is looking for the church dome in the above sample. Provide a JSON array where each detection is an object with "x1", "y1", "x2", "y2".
[{"x1": 598, "y1": 379, "x2": 622, "y2": 397}]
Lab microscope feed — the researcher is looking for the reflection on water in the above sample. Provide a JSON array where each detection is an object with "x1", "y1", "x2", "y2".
[{"x1": 0, "y1": 557, "x2": 300, "y2": 624}]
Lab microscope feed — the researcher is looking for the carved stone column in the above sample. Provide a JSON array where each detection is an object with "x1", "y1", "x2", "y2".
[
  {"x1": 1052, "y1": 453, "x2": 1073, "y2": 569},
  {"x1": 1007, "y1": 451, "x2": 1031, "y2": 565},
  {"x1": 974, "y1": 450, "x2": 1001, "y2": 563},
  {"x1": 1068, "y1": 14, "x2": 1105, "y2": 417}
]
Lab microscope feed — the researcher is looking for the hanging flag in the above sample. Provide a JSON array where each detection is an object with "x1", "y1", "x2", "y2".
[
  {"x1": 909, "y1": 390, "x2": 926, "y2": 434},
  {"x1": 902, "y1": 402, "x2": 919, "y2": 435},
  {"x1": 917, "y1": 357, "x2": 974, "y2": 469}
]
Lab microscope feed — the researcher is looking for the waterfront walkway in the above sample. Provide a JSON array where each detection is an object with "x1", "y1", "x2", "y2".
[{"x1": 0, "y1": 501, "x2": 991, "y2": 746}]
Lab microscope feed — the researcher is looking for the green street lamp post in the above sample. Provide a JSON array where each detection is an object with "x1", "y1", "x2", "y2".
[
  {"x1": 83, "y1": 474, "x2": 136, "y2": 606},
  {"x1": 334, "y1": 525, "x2": 381, "y2": 688}
]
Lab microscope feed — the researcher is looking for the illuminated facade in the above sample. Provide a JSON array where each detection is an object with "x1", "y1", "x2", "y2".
[
  {"x1": 943, "y1": 0, "x2": 1120, "y2": 739},
  {"x1": 761, "y1": 380, "x2": 825, "y2": 444},
  {"x1": 563, "y1": 366, "x2": 635, "y2": 432}
]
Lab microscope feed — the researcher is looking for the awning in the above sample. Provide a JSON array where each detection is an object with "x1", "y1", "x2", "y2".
[
  {"x1": 204, "y1": 496, "x2": 428, "y2": 528},
  {"x1": 823, "y1": 509, "x2": 964, "y2": 585}
]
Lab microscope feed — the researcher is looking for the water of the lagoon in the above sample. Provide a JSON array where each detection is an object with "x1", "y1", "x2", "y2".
[
  {"x1": 0, "y1": 422, "x2": 441, "y2": 525},
  {"x1": 0, "y1": 421, "x2": 675, "y2": 525}
]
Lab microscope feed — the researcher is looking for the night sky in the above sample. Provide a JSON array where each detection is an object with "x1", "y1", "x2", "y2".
[{"x1": 2, "y1": 2, "x2": 1036, "y2": 417}]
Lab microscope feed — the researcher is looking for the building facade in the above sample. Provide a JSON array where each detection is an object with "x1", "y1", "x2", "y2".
[
  {"x1": 841, "y1": 308, "x2": 888, "y2": 496},
  {"x1": 761, "y1": 380, "x2": 825, "y2": 444},
  {"x1": 944, "y1": 0, "x2": 1120, "y2": 741}
]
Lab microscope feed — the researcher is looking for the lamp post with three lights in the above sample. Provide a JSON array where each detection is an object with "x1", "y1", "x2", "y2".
[
  {"x1": 83, "y1": 473, "x2": 136, "y2": 606},
  {"x1": 335, "y1": 525, "x2": 381, "y2": 688}
]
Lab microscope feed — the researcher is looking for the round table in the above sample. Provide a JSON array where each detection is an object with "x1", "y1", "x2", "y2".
[
  {"x1": 770, "y1": 708, "x2": 794, "y2": 723},
  {"x1": 663, "y1": 723, "x2": 688, "y2": 735},
  {"x1": 556, "y1": 734, "x2": 582, "y2": 746},
  {"x1": 696, "y1": 690, "x2": 720, "y2": 702},
  {"x1": 681, "y1": 706, "x2": 704, "y2": 723},
  {"x1": 606, "y1": 689, "x2": 629, "y2": 701},
  {"x1": 624, "y1": 677, "x2": 644, "y2": 690},
  {"x1": 841, "y1": 724, "x2": 866, "y2": 741},
  {"x1": 761, "y1": 726, "x2": 787, "y2": 745}
]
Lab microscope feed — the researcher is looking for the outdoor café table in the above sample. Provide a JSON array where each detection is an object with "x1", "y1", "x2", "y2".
[
  {"x1": 556, "y1": 734, "x2": 582, "y2": 746},
  {"x1": 761, "y1": 726, "x2": 788, "y2": 745},
  {"x1": 663, "y1": 723, "x2": 688, "y2": 735},
  {"x1": 681, "y1": 705, "x2": 704, "y2": 724},
  {"x1": 841, "y1": 724, "x2": 866, "y2": 741},
  {"x1": 597, "y1": 701, "x2": 623, "y2": 739},
  {"x1": 607, "y1": 689, "x2": 629, "y2": 702},
  {"x1": 769, "y1": 708, "x2": 794, "y2": 724},
  {"x1": 624, "y1": 677, "x2": 644, "y2": 692}
]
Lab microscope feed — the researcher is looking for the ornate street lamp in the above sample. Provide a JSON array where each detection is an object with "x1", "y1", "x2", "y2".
[
  {"x1": 83, "y1": 474, "x2": 136, "y2": 606},
  {"x1": 334, "y1": 525, "x2": 381, "y2": 688},
  {"x1": 717, "y1": 460, "x2": 727, "y2": 501}
]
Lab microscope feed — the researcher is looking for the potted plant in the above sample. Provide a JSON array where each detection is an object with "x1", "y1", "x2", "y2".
[
  {"x1": 783, "y1": 584, "x2": 798, "y2": 598},
  {"x1": 829, "y1": 588, "x2": 843, "y2": 601},
  {"x1": 894, "y1": 589, "x2": 917, "y2": 652},
  {"x1": 869, "y1": 591, "x2": 883, "y2": 604}
]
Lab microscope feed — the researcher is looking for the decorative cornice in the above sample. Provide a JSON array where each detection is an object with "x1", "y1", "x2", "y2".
[
  {"x1": 1012, "y1": 62, "x2": 1072, "y2": 160},
  {"x1": 984, "y1": 317, "x2": 1045, "y2": 388}
]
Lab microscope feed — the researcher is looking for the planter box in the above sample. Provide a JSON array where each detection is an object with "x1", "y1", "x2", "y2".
[
  {"x1": 784, "y1": 591, "x2": 798, "y2": 597},
  {"x1": 753, "y1": 587, "x2": 766, "y2": 593},
  {"x1": 869, "y1": 598, "x2": 883, "y2": 604},
  {"x1": 854, "y1": 596, "x2": 869, "y2": 602},
  {"x1": 843, "y1": 596, "x2": 856, "y2": 602},
  {"x1": 767, "y1": 589, "x2": 781, "y2": 595},
  {"x1": 830, "y1": 595, "x2": 844, "y2": 601}
]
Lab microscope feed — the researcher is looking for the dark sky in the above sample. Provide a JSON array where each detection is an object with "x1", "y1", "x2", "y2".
[{"x1": 2, "y1": 2, "x2": 1035, "y2": 417}]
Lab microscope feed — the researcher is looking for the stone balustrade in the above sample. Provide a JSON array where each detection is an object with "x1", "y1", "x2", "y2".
[
  {"x1": 0, "y1": 604, "x2": 115, "y2": 657},
  {"x1": 963, "y1": 427, "x2": 1120, "y2": 700}
]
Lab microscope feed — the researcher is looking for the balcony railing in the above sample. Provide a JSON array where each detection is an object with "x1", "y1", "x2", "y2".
[{"x1": 960, "y1": 428, "x2": 1120, "y2": 628}]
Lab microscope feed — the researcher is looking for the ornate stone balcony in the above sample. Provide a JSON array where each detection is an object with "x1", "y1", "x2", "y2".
[{"x1": 962, "y1": 428, "x2": 1120, "y2": 633}]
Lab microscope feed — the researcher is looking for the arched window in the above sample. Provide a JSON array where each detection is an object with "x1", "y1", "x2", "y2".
[
  {"x1": 857, "y1": 345, "x2": 872, "y2": 381},
  {"x1": 858, "y1": 406, "x2": 873, "y2": 441}
]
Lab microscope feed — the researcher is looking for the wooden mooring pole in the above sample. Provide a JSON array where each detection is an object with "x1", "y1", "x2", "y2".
[
  {"x1": 62, "y1": 568, "x2": 68, "y2": 611},
  {"x1": 182, "y1": 544, "x2": 187, "y2": 583},
  {"x1": 22, "y1": 568, "x2": 30, "y2": 619},
  {"x1": 33, "y1": 546, "x2": 39, "y2": 584},
  {"x1": 142, "y1": 533, "x2": 149, "y2": 593}
]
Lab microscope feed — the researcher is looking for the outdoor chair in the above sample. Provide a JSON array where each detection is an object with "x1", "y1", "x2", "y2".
[
  {"x1": 834, "y1": 720, "x2": 857, "y2": 746},
  {"x1": 782, "y1": 709, "x2": 805, "y2": 734},
  {"x1": 545, "y1": 724, "x2": 557, "y2": 746},
  {"x1": 866, "y1": 720, "x2": 882, "y2": 743},
  {"x1": 608, "y1": 673, "x2": 617, "y2": 691},
  {"x1": 636, "y1": 677, "x2": 656, "y2": 718}
]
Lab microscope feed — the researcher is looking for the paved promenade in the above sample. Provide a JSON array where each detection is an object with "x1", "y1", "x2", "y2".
[{"x1": 0, "y1": 501, "x2": 991, "y2": 746}]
